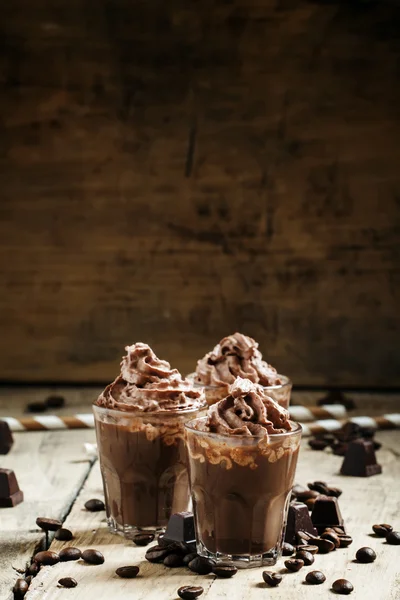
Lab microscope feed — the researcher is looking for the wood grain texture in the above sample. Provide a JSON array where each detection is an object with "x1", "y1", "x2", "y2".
[
  {"x1": 24, "y1": 432, "x2": 400, "y2": 600},
  {"x1": 0, "y1": 0, "x2": 400, "y2": 386}
]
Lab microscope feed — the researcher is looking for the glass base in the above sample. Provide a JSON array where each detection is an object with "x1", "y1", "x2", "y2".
[
  {"x1": 107, "y1": 516, "x2": 166, "y2": 539},
  {"x1": 197, "y1": 540, "x2": 280, "y2": 569}
]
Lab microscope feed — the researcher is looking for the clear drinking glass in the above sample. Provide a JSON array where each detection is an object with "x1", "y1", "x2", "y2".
[
  {"x1": 187, "y1": 373, "x2": 292, "y2": 409},
  {"x1": 93, "y1": 403, "x2": 205, "y2": 538},
  {"x1": 185, "y1": 417, "x2": 302, "y2": 568}
]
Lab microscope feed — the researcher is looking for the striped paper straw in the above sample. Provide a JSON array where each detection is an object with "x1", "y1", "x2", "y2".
[
  {"x1": 289, "y1": 404, "x2": 347, "y2": 421},
  {"x1": 301, "y1": 414, "x2": 400, "y2": 437}
]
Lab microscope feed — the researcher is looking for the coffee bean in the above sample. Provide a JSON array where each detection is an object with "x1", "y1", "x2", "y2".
[
  {"x1": 299, "y1": 544, "x2": 319, "y2": 555},
  {"x1": 132, "y1": 532, "x2": 155, "y2": 546},
  {"x1": 34, "y1": 551, "x2": 60, "y2": 565},
  {"x1": 386, "y1": 531, "x2": 400, "y2": 545},
  {"x1": 305, "y1": 570, "x2": 326, "y2": 585},
  {"x1": 321, "y1": 532, "x2": 340, "y2": 548},
  {"x1": 296, "y1": 530, "x2": 316, "y2": 543},
  {"x1": 332, "y1": 579, "x2": 354, "y2": 595},
  {"x1": 285, "y1": 558, "x2": 304, "y2": 572},
  {"x1": 24, "y1": 576, "x2": 32, "y2": 586},
  {"x1": 292, "y1": 484, "x2": 308, "y2": 496},
  {"x1": 262, "y1": 571, "x2": 282, "y2": 587},
  {"x1": 188, "y1": 556, "x2": 214, "y2": 575},
  {"x1": 306, "y1": 497, "x2": 317, "y2": 511},
  {"x1": 81, "y1": 549, "x2": 104, "y2": 565},
  {"x1": 308, "y1": 481, "x2": 330, "y2": 495},
  {"x1": 296, "y1": 490, "x2": 320, "y2": 501},
  {"x1": 327, "y1": 487, "x2": 342, "y2": 498},
  {"x1": 27, "y1": 562, "x2": 39, "y2": 576},
  {"x1": 177, "y1": 586, "x2": 204, "y2": 600},
  {"x1": 145, "y1": 545, "x2": 171, "y2": 563},
  {"x1": 308, "y1": 438, "x2": 329, "y2": 450},
  {"x1": 58, "y1": 578, "x2": 77, "y2": 589},
  {"x1": 212, "y1": 564, "x2": 237, "y2": 578},
  {"x1": 164, "y1": 553, "x2": 184, "y2": 568},
  {"x1": 36, "y1": 517, "x2": 63, "y2": 532},
  {"x1": 282, "y1": 542, "x2": 295, "y2": 556},
  {"x1": 115, "y1": 566, "x2": 140, "y2": 578},
  {"x1": 313, "y1": 538, "x2": 335, "y2": 554},
  {"x1": 372, "y1": 524, "x2": 393, "y2": 537},
  {"x1": 27, "y1": 402, "x2": 47, "y2": 413},
  {"x1": 84, "y1": 499, "x2": 105, "y2": 512},
  {"x1": 183, "y1": 553, "x2": 198, "y2": 565},
  {"x1": 331, "y1": 526, "x2": 346, "y2": 534},
  {"x1": 13, "y1": 578, "x2": 28, "y2": 599},
  {"x1": 338, "y1": 535, "x2": 353, "y2": 548},
  {"x1": 355, "y1": 547, "x2": 376, "y2": 563},
  {"x1": 295, "y1": 550, "x2": 314, "y2": 565},
  {"x1": 59, "y1": 547, "x2": 82, "y2": 562},
  {"x1": 45, "y1": 395, "x2": 65, "y2": 409},
  {"x1": 54, "y1": 528, "x2": 73, "y2": 541}
]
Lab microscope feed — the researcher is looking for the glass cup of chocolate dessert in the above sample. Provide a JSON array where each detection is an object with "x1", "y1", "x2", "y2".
[
  {"x1": 185, "y1": 377, "x2": 301, "y2": 568},
  {"x1": 93, "y1": 343, "x2": 206, "y2": 538},
  {"x1": 188, "y1": 332, "x2": 292, "y2": 409}
]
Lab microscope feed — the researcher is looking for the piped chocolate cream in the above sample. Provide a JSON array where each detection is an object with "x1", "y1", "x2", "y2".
[
  {"x1": 195, "y1": 333, "x2": 282, "y2": 388},
  {"x1": 96, "y1": 343, "x2": 204, "y2": 412}
]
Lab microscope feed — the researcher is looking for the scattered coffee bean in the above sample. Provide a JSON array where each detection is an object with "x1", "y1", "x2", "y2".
[
  {"x1": 34, "y1": 551, "x2": 60, "y2": 565},
  {"x1": 181, "y1": 553, "x2": 196, "y2": 566},
  {"x1": 58, "y1": 577, "x2": 77, "y2": 589},
  {"x1": 188, "y1": 556, "x2": 214, "y2": 575},
  {"x1": 331, "y1": 526, "x2": 346, "y2": 534},
  {"x1": 27, "y1": 402, "x2": 47, "y2": 413},
  {"x1": 45, "y1": 395, "x2": 65, "y2": 409},
  {"x1": 212, "y1": 564, "x2": 237, "y2": 578},
  {"x1": 306, "y1": 570, "x2": 326, "y2": 585},
  {"x1": 59, "y1": 547, "x2": 82, "y2": 562},
  {"x1": 24, "y1": 576, "x2": 32, "y2": 586},
  {"x1": 262, "y1": 571, "x2": 282, "y2": 587},
  {"x1": 282, "y1": 542, "x2": 295, "y2": 556},
  {"x1": 386, "y1": 531, "x2": 400, "y2": 545},
  {"x1": 84, "y1": 499, "x2": 105, "y2": 512},
  {"x1": 332, "y1": 578, "x2": 354, "y2": 595},
  {"x1": 299, "y1": 544, "x2": 319, "y2": 555},
  {"x1": 115, "y1": 566, "x2": 140, "y2": 578},
  {"x1": 178, "y1": 586, "x2": 204, "y2": 600},
  {"x1": 132, "y1": 532, "x2": 155, "y2": 546},
  {"x1": 27, "y1": 562, "x2": 39, "y2": 576},
  {"x1": 292, "y1": 484, "x2": 308, "y2": 496},
  {"x1": 285, "y1": 558, "x2": 304, "y2": 572},
  {"x1": 296, "y1": 531, "x2": 316, "y2": 543},
  {"x1": 372, "y1": 524, "x2": 393, "y2": 537},
  {"x1": 81, "y1": 549, "x2": 104, "y2": 565},
  {"x1": 54, "y1": 528, "x2": 73, "y2": 541},
  {"x1": 296, "y1": 490, "x2": 320, "y2": 501},
  {"x1": 36, "y1": 517, "x2": 63, "y2": 532},
  {"x1": 313, "y1": 538, "x2": 335, "y2": 554},
  {"x1": 164, "y1": 553, "x2": 184, "y2": 568},
  {"x1": 327, "y1": 487, "x2": 342, "y2": 498},
  {"x1": 13, "y1": 578, "x2": 28, "y2": 599},
  {"x1": 355, "y1": 547, "x2": 376, "y2": 563},
  {"x1": 295, "y1": 550, "x2": 314, "y2": 565},
  {"x1": 308, "y1": 438, "x2": 329, "y2": 450},
  {"x1": 308, "y1": 481, "x2": 330, "y2": 495},
  {"x1": 145, "y1": 545, "x2": 171, "y2": 563},
  {"x1": 338, "y1": 535, "x2": 353, "y2": 548},
  {"x1": 321, "y1": 532, "x2": 340, "y2": 548}
]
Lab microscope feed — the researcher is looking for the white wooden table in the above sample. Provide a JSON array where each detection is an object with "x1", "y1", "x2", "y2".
[{"x1": 1, "y1": 388, "x2": 399, "y2": 600}]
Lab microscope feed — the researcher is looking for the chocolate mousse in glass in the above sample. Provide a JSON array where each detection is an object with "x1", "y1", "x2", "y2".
[
  {"x1": 185, "y1": 378, "x2": 301, "y2": 567},
  {"x1": 93, "y1": 343, "x2": 206, "y2": 538},
  {"x1": 189, "y1": 333, "x2": 292, "y2": 408}
]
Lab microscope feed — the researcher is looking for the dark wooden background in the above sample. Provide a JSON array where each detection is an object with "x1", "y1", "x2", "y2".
[{"x1": 0, "y1": 0, "x2": 399, "y2": 387}]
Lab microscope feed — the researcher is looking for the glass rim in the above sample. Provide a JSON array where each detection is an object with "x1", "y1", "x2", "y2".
[
  {"x1": 92, "y1": 400, "x2": 207, "y2": 419},
  {"x1": 187, "y1": 372, "x2": 292, "y2": 391},
  {"x1": 184, "y1": 416, "x2": 302, "y2": 440}
]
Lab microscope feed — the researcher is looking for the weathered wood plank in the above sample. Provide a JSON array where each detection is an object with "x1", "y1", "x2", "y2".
[
  {"x1": 0, "y1": 429, "x2": 95, "y2": 599},
  {"x1": 0, "y1": 0, "x2": 400, "y2": 386},
  {"x1": 25, "y1": 431, "x2": 400, "y2": 600}
]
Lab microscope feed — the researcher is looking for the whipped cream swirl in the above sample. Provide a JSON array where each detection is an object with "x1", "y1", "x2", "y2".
[
  {"x1": 96, "y1": 343, "x2": 205, "y2": 412},
  {"x1": 206, "y1": 378, "x2": 292, "y2": 437},
  {"x1": 195, "y1": 333, "x2": 282, "y2": 387}
]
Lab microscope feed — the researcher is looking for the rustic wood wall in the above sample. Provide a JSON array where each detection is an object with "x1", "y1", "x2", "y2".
[{"x1": 1, "y1": 0, "x2": 399, "y2": 387}]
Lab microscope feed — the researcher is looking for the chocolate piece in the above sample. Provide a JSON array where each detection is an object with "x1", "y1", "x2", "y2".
[
  {"x1": 0, "y1": 420, "x2": 14, "y2": 455},
  {"x1": 0, "y1": 468, "x2": 24, "y2": 507},
  {"x1": 46, "y1": 395, "x2": 65, "y2": 409},
  {"x1": 340, "y1": 439, "x2": 382, "y2": 477},
  {"x1": 311, "y1": 495, "x2": 344, "y2": 534},
  {"x1": 163, "y1": 512, "x2": 196, "y2": 545},
  {"x1": 317, "y1": 390, "x2": 355, "y2": 411},
  {"x1": 284, "y1": 502, "x2": 318, "y2": 544}
]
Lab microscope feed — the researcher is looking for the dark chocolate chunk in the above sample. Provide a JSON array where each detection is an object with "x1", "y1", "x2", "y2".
[
  {"x1": 0, "y1": 469, "x2": 24, "y2": 507},
  {"x1": 284, "y1": 502, "x2": 318, "y2": 544},
  {"x1": 311, "y1": 495, "x2": 344, "y2": 534},
  {"x1": 317, "y1": 390, "x2": 355, "y2": 411},
  {"x1": 163, "y1": 511, "x2": 195, "y2": 545},
  {"x1": 262, "y1": 571, "x2": 282, "y2": 586},
  {"x1": 0, "y1": 420, "x2": 14, "y2": 455},
  {"x1": 212, "y1": 564, "x2": 237, "y2": 578},
  {"x1": 177, "y1": 586, "x2": 204, "y2": 600},
  {"x1": 45, "y1": 395, "x2": 66, "y2": 409},
  {"x1": 81, "y1": 549, "x2": 104, "y2": 564},
  {"x1": 58, "y1": 577, "x2": 77, "y2": 588},
  {"x1": 308, "y1": 438, "x2": 329, "y2": 451},
  {"x1": 36, "y1": 517, "x2": 62, "y2": 532},
  {"x1": 26, "y1": 402, "x2": 47, "y2": 413},
  {"x1": 84, "y1": 498, "x2": 105, "y2": 512},
  {"x1": 332, "y1": 578, "x2": 354, "y2": 594},
  {"x1": 115, "y1": 566, "x2": 140, "y2": 578},
  {"x1": 305, "y1": 570, "x2": 326, "y2": 585},
  {"x1": 386, "y1": 531, "x2": 400, "y2": 545},
  {"x1": 340, "y1": 439, "x2": 382, "y2": 477},
  {"x1": 59, "y1": 547, "x2": 82, "y2": 561},
  {"x1": 13, "y1": 578, "x2": 28, "y2": 599}
]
